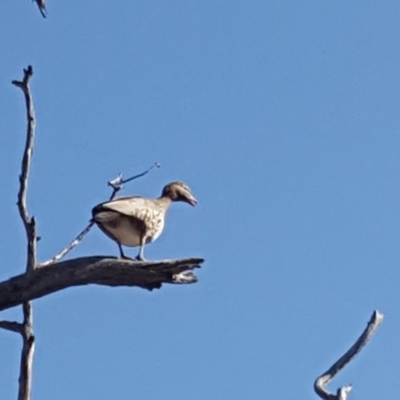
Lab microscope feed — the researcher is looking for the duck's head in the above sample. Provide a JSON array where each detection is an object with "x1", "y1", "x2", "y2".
[{"x1": 162, "y1": 181, "x2": 197, "y2": 206}]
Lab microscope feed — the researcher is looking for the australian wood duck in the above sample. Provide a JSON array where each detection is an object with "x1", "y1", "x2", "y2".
[{"x1": 92, "y1": 182, "x2": 197, "y2": 260}]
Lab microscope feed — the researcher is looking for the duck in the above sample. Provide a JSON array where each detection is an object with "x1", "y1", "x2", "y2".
[{"x1": 92, "y1": 181, "x2": 197, "y2": 260}]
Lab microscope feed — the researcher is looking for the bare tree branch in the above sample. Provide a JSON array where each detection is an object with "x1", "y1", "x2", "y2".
[
  {"x1": 0, "y1": 257, "x2": 204, "y2": 311},
  {"x1": 108, "y1": 162, "x2": 160, "y2": 199},
  {"x1": 39, "y1": 222, "x2": 94, "y2": 267},
  {"x1": 12, "y1": 65, "x2": 37, "y2": 274},
  {"x1": 18, "y1": 303, "x2": 35, "y2": 400},
  {"x1": 314, "y1": 310, "x2": 384, "y2": 400},
  {"x1": 6, "y1": 65, "x2": 38, "y2": 400},
  {"x1": 0, "y1": 320, "x2": 23, "y2": 334}
]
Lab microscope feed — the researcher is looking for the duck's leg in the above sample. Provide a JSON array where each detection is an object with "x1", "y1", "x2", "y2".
[
  {"x1": 135, "y1": 237, "x2": 146, "y2": 261},
  {"x1": 118, "y1": 243, "x2": 132, "y2": 260}
]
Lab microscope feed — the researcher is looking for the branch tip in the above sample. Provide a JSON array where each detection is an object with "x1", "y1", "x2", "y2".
[{"x1": 314, "y1": 310, "x2": 384, "y2": 400}]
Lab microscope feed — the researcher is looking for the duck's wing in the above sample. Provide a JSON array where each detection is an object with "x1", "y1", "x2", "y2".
[
  {"x1": 93, "y1": 196, "x2": 148, "y2": 216},
  {"x1": 92, "y1": 197, "x2": 152, "y2": 247}
]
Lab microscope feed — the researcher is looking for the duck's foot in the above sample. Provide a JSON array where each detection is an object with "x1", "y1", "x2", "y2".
[
  {"x1": 135, "y1": 255, "x2": 146, "y2": 262},
  {"x1": 120, "y1": 255, "x2": 135, "y2": 261}
]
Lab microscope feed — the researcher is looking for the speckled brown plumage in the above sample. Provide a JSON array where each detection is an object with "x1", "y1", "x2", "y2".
[{"x1": 92, "y1": 182, "x2": 196, "y2": 260}]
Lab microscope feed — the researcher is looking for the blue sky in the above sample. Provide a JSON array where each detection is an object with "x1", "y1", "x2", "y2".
[{"x1": 1, "y1": 1, "x2": 400, "y2": 399}]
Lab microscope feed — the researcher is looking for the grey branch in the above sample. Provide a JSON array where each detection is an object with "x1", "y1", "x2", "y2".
[
  {"x1": 9, "y1": 65, "x2": 38, "y2": 400},
  {"x1": 107, "y1": 163, "x2": 160, "y2": 199},
  {"x1": 0, "y1": 256, "x2": 204, "y2": 311},
  {"x1": 39, "y1": 221, "x2": 94, "y2": 267},
  {"x1": 18, "y1": 303, "x2": 35, "y2": 400},
  {"x1": 314, "y1": 310, "x2": 384, "y2": 400},
  {"x1": 12, "y1": 65, "x2": 37, "y2": 274}
]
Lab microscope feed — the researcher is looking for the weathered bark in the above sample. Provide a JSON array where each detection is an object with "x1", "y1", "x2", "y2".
[
  {"x1": 0, "y1": 256, "x2": 204, "y2": 311},
  {"x1": 314, "y1": 310, "x2": 384, "y2": 400}
]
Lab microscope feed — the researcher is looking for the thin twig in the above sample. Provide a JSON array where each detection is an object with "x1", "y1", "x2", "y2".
[
  {"x1": 39, "y1": 162, "x2": 160, "y2": 267},
  {"x1": 108, "y1": 162, "x2": 160, "y2": 199},
  {"x1": 39, "y1": 221, "x2": 94, "y2": 267},
  {"x1": 314, "y1": 310, "x2": 384, "y2": 400},
  {"x1": 11, "y1": 65, "x2": 38, "y2": 400}
]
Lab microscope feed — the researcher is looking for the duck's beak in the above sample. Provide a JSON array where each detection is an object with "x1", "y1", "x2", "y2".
[{"x1": 187, "y1": 195, "x2": 197, "y2": 206}]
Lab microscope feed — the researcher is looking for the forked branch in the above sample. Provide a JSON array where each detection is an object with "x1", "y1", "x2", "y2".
[{"x1": 314, "y1": 310, "x2": 384, "y2": 400}]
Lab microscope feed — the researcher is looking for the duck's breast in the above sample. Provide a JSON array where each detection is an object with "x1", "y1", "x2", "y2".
[{"x1": 145, "y1": 208, "x2": 165, "y2": 243}]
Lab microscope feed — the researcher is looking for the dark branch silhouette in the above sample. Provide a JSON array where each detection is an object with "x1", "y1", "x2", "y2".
[
  {"x1": 0, "y1": 320, "x2": 23, "y2": 334},
  {"x1": 34, "y1": 0, "x2": 47, "y2": 18},
  {"x1": 314, "y1": 310, "x2": 384, "y2": 400},
  {"x1": 0, "y1": 257, "x2": 204, "y2": 311}
]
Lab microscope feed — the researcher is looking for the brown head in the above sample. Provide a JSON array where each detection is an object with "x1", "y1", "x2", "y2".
[{"x1": 161, "y1": 182, "x2": 197, "y2": 206}]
